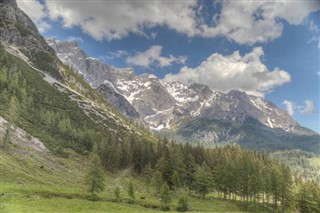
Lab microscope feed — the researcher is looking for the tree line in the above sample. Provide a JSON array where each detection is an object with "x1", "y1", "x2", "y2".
[{"x1": 91, "y1": 136, "x2": 320, "y2": 212}]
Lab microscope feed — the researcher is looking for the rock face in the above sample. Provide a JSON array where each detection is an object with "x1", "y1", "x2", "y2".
[
  {"x1": 46, "y1": 38, "x2": 301, "y2": 131},
  {"x1": 46, "y1": 38, "x2": 319, "y2": 149},
  {"x1": 97, "y1": 83, "x2": 140, "y2": 119},
  {"x1": 0, "y1": 0, "x2": 61, "y2": 80}
]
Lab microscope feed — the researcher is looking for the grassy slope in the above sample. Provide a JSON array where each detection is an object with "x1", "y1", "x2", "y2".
[{"x1": 0, "y1": 141, "x2": 254, "y2": 213}]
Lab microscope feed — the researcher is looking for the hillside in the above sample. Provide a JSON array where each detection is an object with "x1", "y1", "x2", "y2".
[
  {"x1": 2, "y1": 115, "x2": 314, "y2": 213},
  {"x1": 0, "y1": 1, "x2": 320, "y2": 213}
]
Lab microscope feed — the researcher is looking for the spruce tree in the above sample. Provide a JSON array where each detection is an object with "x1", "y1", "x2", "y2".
[
  {"x1": 193, "y1": 162, "x2": 213, "y2": 198},
  {"x1": 151, "y1": 170, "x2": 163, "y2": 194},
  {"x1": 3, "y1": 96, "x2": 18, "y2": 144},
  {"x1": 85, "y1": 151, "x2": 105, "y2": 197},
  {"x1": 142, "y1": 162, "x2": 153, "y2": 192},
  {"x1": 160, "y1": 182, "x2": 171, "y2": 210},
  {"x1": 171, "y1": 170, "x2": 181, "y2": 196}
]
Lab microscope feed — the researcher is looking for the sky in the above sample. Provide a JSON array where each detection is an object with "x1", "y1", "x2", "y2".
[{"x1": 17, "y1": 0, "x2": 320, "y2": 132}]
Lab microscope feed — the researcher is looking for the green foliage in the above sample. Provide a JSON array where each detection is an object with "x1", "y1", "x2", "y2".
[
  {"x1": 128, "y1": 180, "x2": 135, "y2": 200},
  {"x1": 0, "y1": 48, "x2": 111, "y2": 153},
  {"x1": 173, "y1": 118, "x2": 320, "y2": 154},
  {"x1": 151, "y1": 170, "x2": 163, "y2": 194},
  {"x1": 193, "y1": 162, "x2": 213, "y2": 198},
  {"x1": 142, "y1": 162, "x2": 153, "y2": 192},
  {"x1": 2, "y1": 96, "x2": 18, "y2": 144},
  {"x1": 297, "y1": 181, "x2": 320, "y2": 213},
  {"x1": 85, "y1": 153, "x2": 105, "y2": 196},
  {"x1": 176, "y1": 194, "x2": 189, "y2": 212},
  {"x1": 160, "y1": 182, "x2": 171, "y2": 210},
  {"x1": 114, "y1": 186, "x2": 121, "y2": 202}
]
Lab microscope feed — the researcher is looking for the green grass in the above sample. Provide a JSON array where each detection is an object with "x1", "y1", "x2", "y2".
[{"x1": 0, "y1": 142, "x2": 270, "y2": 213}]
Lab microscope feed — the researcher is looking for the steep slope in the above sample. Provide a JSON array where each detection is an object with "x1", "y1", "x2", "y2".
[
  {"x1": 0, "y1": 0, "x2": 155, "y2": 154},
  {"x1": 0, "y1": 0, "x2": 61, "y2": 80},
  {"x1": 46, "y1": 38, "x2": 140, "y2": 119}
]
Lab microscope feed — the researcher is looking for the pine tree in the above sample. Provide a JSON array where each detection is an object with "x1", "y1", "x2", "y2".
[
  {"x1": 142, "y1": 162, "x2": 153, "y2": 192},
  {"x1": 3, "y1": 96, "x2": 19, "y2": 144},
  {"x1": 279, "y1": 165, "x2": 293, "y2": 213},
  {"x1": 193, "y1": 162, "x2": 213, "y2": 198},
  {"x1": 171, "y1": 171, "x2": 181, "y2": 196},
  {"x1": 85, "y1": 151, "x2": 105, "y2": 196},
  {"x1": 160, "y1": 182, "x2": 171, "y2": 210},
  {"x1": 151, "y1": 170, "x2": 163, "y2": 194}
]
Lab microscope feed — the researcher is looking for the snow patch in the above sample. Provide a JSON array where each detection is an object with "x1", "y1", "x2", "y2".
[
  {"x1": 103, "y1": 80, "x2": 120, "y2": 94},
  {"x1": 267, "y1": 117, "x2": 274, "y2": 128},
  {"x1": 151, "y1": 124, "x2": 164, "y2": 131}
]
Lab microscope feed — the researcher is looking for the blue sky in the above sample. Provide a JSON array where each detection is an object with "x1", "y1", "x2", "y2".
[{"x1": 18, "y1": 0, "x2": 320, "y2": 132}]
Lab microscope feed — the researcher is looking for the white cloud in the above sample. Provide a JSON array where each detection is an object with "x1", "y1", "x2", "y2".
[
  {"x1": 302, "y1": 100, "x2": 315, "y2": 114},
  {"x1": 126, "y1": 45, "x2": 187, "y2": 68},
  {"x1": 164, "y1": 47, "x2": 290, "y2": 97},
  {"x1": 43, "y1": 0, "x2": 319, "y2": 44},
  {"x1": 307, "y1": 36, "x2": 320, "y2": 49},
  {"x1": 309, "y1": 20, "x2": 319, "y2": 32},
  {"x1": 17, "y1": 0, "x2": 51, "y2": 32},
  {"x1": 282, "y1": 100, "x2": 295, "y2": 116},
  {"x1": 282, "y1": 99, "x2": 315, "y2": 116},
  {"x1": 200, "y1": 1, "x2": 320, "y2": 45},
  {"x1": 45, "y1": 0, "x2": 198, "y2": 41},
  {"x1": 66, "y1": 36, "x2": 83, "y2": 43}
]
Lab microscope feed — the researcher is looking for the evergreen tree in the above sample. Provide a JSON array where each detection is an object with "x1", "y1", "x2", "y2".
[
  {"x1": 114, "y1": 186, "x2": 121, "y2": 202},
  {"x1": 279, "y1": 165, "x2": 293, "y2": 213},
  {"x1": 85, "y1": 151, "x2": 105, "y2": 196},
  {"x1": 160, "y1": 182, "x2": 171, "y2": 210},
  {"x1": 297, "y1": 182, "x2": 320, "y2": 213},
  {"x1": 3, "y1": 96, "x2": 19, "y2": 144},
  {"x1": 151, "y1": 170, "x2": 163, "y2": 194},
  {"x1": 171, "y1": 170, "x2": 181, "y2": 195},
  {"x1": 142, "y1": 162, "x2": 153, "y2": 192},
  {"x1": 193, "y1": 162, "x2": 213, "y2": 198},
  {"x1": 184, "y1": 153, "x2": 196, "y2": 190}
]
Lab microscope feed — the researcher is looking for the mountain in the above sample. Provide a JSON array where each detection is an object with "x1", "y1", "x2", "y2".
[
  {"x1": 0, "y1": 0, "x2": 154, "y2": 154},
  {"x1": 46, "y1": 38, "x2": 140, "y2": 119},
  {"x1": 46, "y1": 39, "x2": 299, "y2": 131},
  {"x1": 46, "y1": 38, "x2": 319, "y2": 153}
]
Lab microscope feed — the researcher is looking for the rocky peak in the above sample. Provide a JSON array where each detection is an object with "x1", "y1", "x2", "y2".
[
  {"x1": 1, "y1": 0, "x2": 17, "y2": 8},
  {"x1": 48, "y1": 38, "x2": 306, "y2": 134}
]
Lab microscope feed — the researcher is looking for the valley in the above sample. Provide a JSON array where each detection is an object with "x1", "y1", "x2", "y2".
[{"x1": 0, "y1": 0, "x2": 319, "y2": 213}]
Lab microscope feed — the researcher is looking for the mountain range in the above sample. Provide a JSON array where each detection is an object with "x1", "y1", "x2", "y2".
[
  {"x1": 46, "y1": 38, "x2": 319, "y2": 152},
  {"x1": 0, "y1": 0, "x2": 318, "y2": 154}
]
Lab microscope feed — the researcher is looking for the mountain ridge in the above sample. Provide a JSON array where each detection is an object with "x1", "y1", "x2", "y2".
[
  {"x1": 46, "y1": 38, "x2": 312, "y2": 134},
  {"x1": 45, "y1": 38, "x2": 320, "y2": 153}
]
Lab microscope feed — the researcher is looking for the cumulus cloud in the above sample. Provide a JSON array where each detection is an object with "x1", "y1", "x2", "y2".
[
  {"x1": 302, "y1": 100, "x2": 315, "y2": 114},
  {"x1": 201, "y1": 1, "x2": 320, "y2": 45},
  {"x1": 17, "y1": 0, "x2": 51, "y2": 32},
  {"x1": 45, "y1": 0, "x2": 198, "y2": 41},
  {"x1": 164, "y1": 47, "x2": 290, "y2": 97},
  {"x1": 282, "y1": 99, "x2": 315, "y2": 116},
  {"x1": 282, "y1": 100, "x2": 295, "y2": 116},
  {"x1": 126, "y1": 45, "x2": 187, "y2": 68},
  {"x1": 66, "y1": 36, "x2": 83, "y2": 43},
  {"x1": 42, "y1": 0, "x2": 319, "y2": 44}
]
